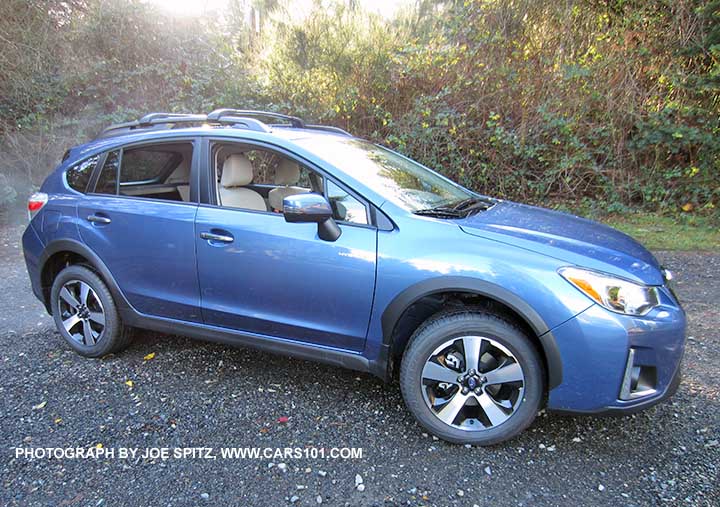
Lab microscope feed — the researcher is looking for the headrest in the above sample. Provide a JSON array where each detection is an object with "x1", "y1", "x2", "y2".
[
  {"x1": 221, "y1": 154, "x2": 254, "y2": 187},
  {"x1": 275, "y1": 159, "x2": 300, "y2": 185}
]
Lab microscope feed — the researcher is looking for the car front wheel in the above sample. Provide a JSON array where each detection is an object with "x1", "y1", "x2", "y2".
[{"x1": 400, "y1": 309, "x2": 544, "y2": 445}]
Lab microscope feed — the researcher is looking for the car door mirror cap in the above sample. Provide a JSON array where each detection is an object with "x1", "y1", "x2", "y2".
[
  {"x1": 283, "y1": 193, "x2": 333, "y2": 223},
  {"x1": 283, "y1": 193, "x2": 342, "y2": 242}
]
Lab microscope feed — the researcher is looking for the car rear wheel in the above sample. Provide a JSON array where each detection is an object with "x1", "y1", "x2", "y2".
[
  {"x1": 400, "y1": 309, "x2": 544, "y2": 445},
  {"x1": 50, "y1": 265, "x2": 132, "y2": 357}
]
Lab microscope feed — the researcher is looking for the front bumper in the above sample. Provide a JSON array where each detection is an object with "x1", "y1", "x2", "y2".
[
  {"x1": 552, "y1": 361, "x2": 682, "y2": 416},
  {"x1": 545, "y1": 286, "x2": 686, "y2": 414}
]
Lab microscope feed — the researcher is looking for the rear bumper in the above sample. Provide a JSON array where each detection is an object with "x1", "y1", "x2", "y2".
[
  {"x1": 22, "y1": 224, "x2": 46, "y2": 305},
  {"x1": 545, "y1": 289, "x2": 685, "y2": 414}
]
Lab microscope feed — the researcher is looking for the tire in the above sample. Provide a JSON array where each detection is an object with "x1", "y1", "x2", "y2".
[
  {"x1": 50, "y1": 265, "x2": 132, "y2": 357},
  {"x1": 400, "y1": 309, "x2": 544, "y2": 445}
]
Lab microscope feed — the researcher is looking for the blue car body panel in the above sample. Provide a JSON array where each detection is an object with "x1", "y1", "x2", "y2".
[
  {"x1": 548, "y1": 288, "x2": 685, "y2": 411},
  {"x1": 21, "y1": 124, "x2": 686, "y2": 415},
  {"x1": 77, "y1": 195, "x2": 202, "y2": 322},
  {"x1": 363, "y1": 211, "x2": 596, "y2": 360},
  {"x1": 457, "y1": 201, "x2": 663, "y2": 285},
  {"x1": 195, "y1": 206, "x2": 377, "y2": 351}
]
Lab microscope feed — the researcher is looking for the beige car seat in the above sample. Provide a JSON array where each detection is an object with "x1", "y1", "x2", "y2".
[
  {"x1": 219, "y1": 154, "x2": 267, "y2": 211},
  {"x1": 267, "y1": 159, "x2": 310, "y2": 212}
]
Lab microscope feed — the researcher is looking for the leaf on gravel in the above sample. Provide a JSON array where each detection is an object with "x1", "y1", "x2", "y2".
[
  {"x1": 143, "y1": 352, "x2": 156, "y2": 361},
  {"x1": 32, "y1": 401, "x2": 47, "y2": 410},
  {"x1": 58, "y1": 493, "x2": 84, "y2": 506},
  {"x1": 278, "y1": 416, "x2": 289, "y2": 424},
  {"x1": 124, "y1": 380, "x2": 134, "y2": 388},
  {"x1": 54, "y1": 418, "x2": 62, "y2": 424}
]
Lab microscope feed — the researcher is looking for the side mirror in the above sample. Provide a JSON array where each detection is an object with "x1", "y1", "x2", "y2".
[{"x1": 283, "y1": 193, "x2": 342, "y2": 242}]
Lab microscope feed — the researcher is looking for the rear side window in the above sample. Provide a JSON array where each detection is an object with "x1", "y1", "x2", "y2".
[
  {"x1": 66, "y1": 156, "x2": 99, "y2": 193},
  {"x1": 95, "y1": 151, "x2": 120, "y2": 195},
  {"x1": 92, "y1": 142, "x2": 193, "y2": 202},
  {"x1": 120, "y1": 150, "x2": 177, "y2": 185}
]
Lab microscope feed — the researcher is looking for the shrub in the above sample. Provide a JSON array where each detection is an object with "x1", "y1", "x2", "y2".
[{"x1": 1, "y1": 0, "x2": 718, "y2": 216}]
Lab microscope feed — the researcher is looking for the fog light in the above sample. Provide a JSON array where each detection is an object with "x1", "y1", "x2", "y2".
[{"x1": 619, "y1": 348, "x2": 657, "y2": 400}]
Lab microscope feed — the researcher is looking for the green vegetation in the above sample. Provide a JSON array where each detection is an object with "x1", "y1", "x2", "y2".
[
  {"x1": 603, "y1": 213, "x2": 720, "y2": 251},
  {"x1": 1, "y1": 0, "x2": 719, "y2": 227}
]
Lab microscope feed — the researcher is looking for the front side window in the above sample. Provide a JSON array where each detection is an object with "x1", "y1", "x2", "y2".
[
  {"x1": 211, "y1": 143, "x2": 370, "y2": 226},
  {"x1": 294, "y1": 138, "x2": 473, "y2": 212},
  {"x1": 92, "y1": 143, "x2": 193, "y2": 202},
  {"x1": 212, "y1": 143, "x2": 320, "y2": 213},
  {"x1": 327, "y1": 180, "x2": 368, "y2": 225},
  {"x1": 66, "y1": 156, "x2": 99, "y2": 193}
]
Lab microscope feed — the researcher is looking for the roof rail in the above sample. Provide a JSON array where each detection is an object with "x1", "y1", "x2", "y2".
[
  {"x1": 98, "y1": 109, "x2": 351, "y2": 139},
  {"x1": 98, "y1": 121, "x2": 142, "y2": 138},
  {"x1": 214, "y1": 116, "x2": 271, "y2": 133},
  {"x1": 303, "y1": 124, "x2": 352, "y2": 136},
  {"x1": 98, "y1": 113, "x2": 209, "y2": 138},
  {"x1": 207, "y1": 109, "x2": 305, "y2": 128},
  {"x1": 138, "y1": 113, "x2": 208, "y2": 125},
  {"x1": 98, "y1": 111, "x2": 269, "y2": 138}
]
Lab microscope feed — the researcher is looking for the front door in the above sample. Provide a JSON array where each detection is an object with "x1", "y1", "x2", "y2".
[{"x1": 194, "y1": 141, "x2": 377, "y2": 351}]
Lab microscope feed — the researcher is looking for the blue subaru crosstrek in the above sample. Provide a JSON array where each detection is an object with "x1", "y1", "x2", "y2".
[{"x1": 22, "y1": 109, "x2": 685, "y2": 445}]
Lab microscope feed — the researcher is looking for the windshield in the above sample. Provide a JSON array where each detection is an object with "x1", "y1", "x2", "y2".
[{"x1": 294, "y1": 137, "x2": 473, "y2": 211}]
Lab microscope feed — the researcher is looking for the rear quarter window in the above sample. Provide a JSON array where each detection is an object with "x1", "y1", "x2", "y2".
[{"x1": 65, "y1": 156, "x2": 99, "y2": 193}]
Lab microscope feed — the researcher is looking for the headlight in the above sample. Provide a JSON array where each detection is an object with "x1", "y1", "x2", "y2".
[{"x1": 559, "y1": 267, "x2": 660, "y2": 316}]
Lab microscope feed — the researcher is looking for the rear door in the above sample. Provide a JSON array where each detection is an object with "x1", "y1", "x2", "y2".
[{"x1": 77, "y1": 138, "x2": 202, "y2": 322}]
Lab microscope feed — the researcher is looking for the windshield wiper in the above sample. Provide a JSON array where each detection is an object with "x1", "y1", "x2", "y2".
[
  {"x1": 413, "y1": 196, "x2": 497, "y2": 219},
  {"x1": 412, "y1": 207, "x2": 465, "y2": 218},
  {"x1": 448, "y1": 197, "x2": 495, "y2": 212},
  {"x1": 447, "y1": 197, "x2": 479, "y2": 211}
]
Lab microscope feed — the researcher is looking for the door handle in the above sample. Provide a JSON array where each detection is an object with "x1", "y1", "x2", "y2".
[
  {"x1": 87, "y1": 214, "x2": 111, "y2": 225},
  {"x1": 200, "y1": 231, "x2": 234, "y2": 243}
]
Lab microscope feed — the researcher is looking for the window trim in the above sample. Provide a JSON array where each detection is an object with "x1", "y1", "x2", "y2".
[
  {"x1": 204, "y1": 137, "x2": 376, "y2": 229},
  {"x1": 87, "y1": 137, "x2": 200, "y2": 205}
]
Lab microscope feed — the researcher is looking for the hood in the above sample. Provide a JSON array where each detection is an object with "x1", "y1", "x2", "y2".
[{"x1": 457, "y1": 201, "x2": 663, "y2": 285}]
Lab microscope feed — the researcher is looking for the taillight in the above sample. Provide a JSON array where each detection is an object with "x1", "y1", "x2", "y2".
[{"x1": 27, "y1": 192, "x2": 48, "y2": 221}]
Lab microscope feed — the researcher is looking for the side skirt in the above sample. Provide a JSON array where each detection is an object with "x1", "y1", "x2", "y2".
[{"x1": 120, "y1": 308, "x2": 374, "y2": 375}]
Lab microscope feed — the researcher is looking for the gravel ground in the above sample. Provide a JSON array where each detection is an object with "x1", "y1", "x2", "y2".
[{"x1": 0, "y1": 223, "x2": 718, "y2": 507}]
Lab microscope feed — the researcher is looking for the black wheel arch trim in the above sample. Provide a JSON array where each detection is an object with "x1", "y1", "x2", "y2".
[
  {"x1": 379, "y1": 276, "x2": 563, "y2": 389},
  {"x1": 39, "y1": 238, "x2": 134, "y2": 315}
]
